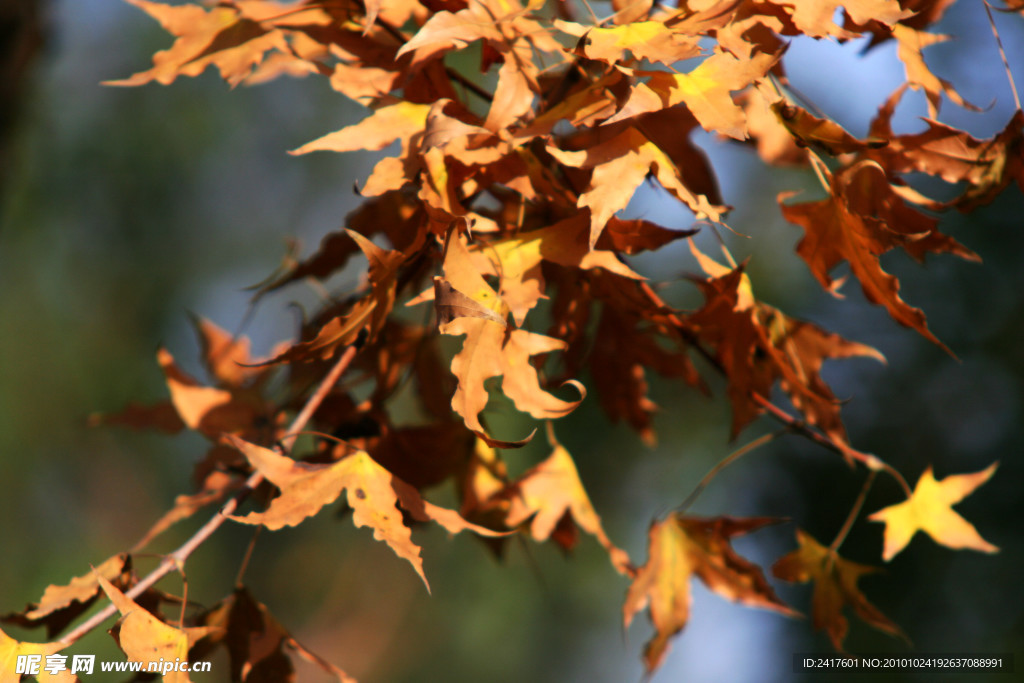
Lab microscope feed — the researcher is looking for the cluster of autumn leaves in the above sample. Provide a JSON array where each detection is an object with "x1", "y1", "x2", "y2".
[{"x1": 4, "y1": 0, "x2": 1019, "y2": 679}]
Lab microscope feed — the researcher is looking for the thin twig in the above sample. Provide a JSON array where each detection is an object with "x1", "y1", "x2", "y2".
[
  {"x1": 61, "y1": 345, "x2": 359, "y2": 646},
  {"x1": 677, "y1": 430, "x2": 785, "y2": 513},
  {"x1": 829, "y1": 469, "x2": 876, "y2": 555},
  {"x1": 632, "y1": 279, "x2": 907, "y2": 491},
  {"x1": 983, "y1": 0, "x2": 1021, "y2": 111}
]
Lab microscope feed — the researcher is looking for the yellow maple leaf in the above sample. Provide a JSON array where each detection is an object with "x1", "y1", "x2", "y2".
[
  {"x1": 868, "y1": 463, "x2": 999, "y2": 561},
  {"x1": 96, "y1": 576, "x2": 215, "y2": 683},
  {"x1": 0, "y1": 627, "x2": 68, "y2": 683}
]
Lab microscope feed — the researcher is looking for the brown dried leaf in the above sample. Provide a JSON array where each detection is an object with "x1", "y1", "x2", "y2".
[
  {"x1": 158, "y1": 347, "x2": 260, "y2": 437},
  {"x1": 773, "y1": 530, "x2": 906, "y2": 650},
  {"x1": 189, "y1": 587, "x2": 356, "y2": 683},
  {"x1": 780, "y1": 160, "x2": 979, "y2": 352}
]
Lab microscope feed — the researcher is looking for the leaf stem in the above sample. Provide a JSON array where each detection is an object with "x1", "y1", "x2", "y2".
[
  {"x1": 677, "y1": 430, "x2": 785, "y2": 513},
  {"x1": 61, "y1": 345, "x2": 359, "y2": 647},
  {"x1": 828, "y1": 469, "x2": 876, "y2": 555},
  {"x1": 983, "y1": 0, "x2": 1021, "y2": 111}
]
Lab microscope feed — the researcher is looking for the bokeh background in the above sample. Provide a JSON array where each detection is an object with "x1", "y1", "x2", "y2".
[{"x1": 1, "y1": 1, "x2": 1022, "y2": 681}]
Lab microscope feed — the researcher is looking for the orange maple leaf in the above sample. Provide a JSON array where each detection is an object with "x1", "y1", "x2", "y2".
[
  {"x1": 773, "y1": 530, "x2": 907, "y2": 650},
  {"x1": 891, "y1": 25, "x2": 979, "y2": 118},
  {"x1": 548, "y1": 127, "x2": 724, "y2": 248},
  {"x1": 868, "y1": 463, "x2": 999, "y2": 561},
  {"x1": 623, "y1": 515, "x2": 798, "y2": 673},
  {"x1": 2, "y1": 554, "x2": 130, "y2": 639},
  {"x1": 422, "y1": 235, "x2": 585, "y2": 442},
  {"x1": 157, "y1": 347, "x2": 263, "y2": 438},
  {"x1": 227, "y1": 436, "x2": 504, "y2": 590},
  {"x1": 105, "y1": 0, "x2": 291, "y2": 87},
  {"x1": 477, "y1": 431, "x2": 632, "y2": 574},
  {"x1": 765, "y1": 0, "x2": 911, "y2": 39},
  {"x1": 470, "y1": 214, "x2": 649, "y2": 325},
  {"x1": 555, "y1": 19, "x2": 702, "y2": 65}
]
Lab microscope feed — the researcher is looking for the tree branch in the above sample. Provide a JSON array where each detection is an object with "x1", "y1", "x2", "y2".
[{"x1": 60, "y1": 344, "x2": 359, "y2": 647}]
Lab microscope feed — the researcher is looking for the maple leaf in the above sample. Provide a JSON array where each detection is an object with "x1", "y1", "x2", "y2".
[
  {"x1": 516, "y1": 71, "x2": 622, "y2": 142},
  {"x1": 190, "y1": 587, "x2": 356, "y2": 683},
  {"x1": 227, "y1": 436, "x2": 505, "y2": 590},
  {"x1": 256, "y1": 191, "x2": 421, "y2": 297},
  {"x1": 394, "y1": 2, "x2": 503, "y2": 67},
  {"x1": 0, "y1": 627, "x2": 69, "y2": 683},
  {"x1": 687, "y1": 241, "x2": 884, "y2": 443},
  {"x1": 548, "y1": 127, "x2": 724, "y2": 248},
  {"x1": 477, "y1": 432, "x2": 632, "y2": 574},
  {"x1": 589, "y1": 304, "x2": 703, "y2": 446},
  {"x1": 2, "y1": 555, "x2": 130, "y2": 639},
  {"x1": 868, "y1": 463, "x2": 999, "y2": 561},
  {"x1": 482, "y1": 40, "x2": 538, "y2": 133},
  {"x1": 891, "y1": 25, "x2": 979, "y2": 118},
  {"x1": 623, "y1": 515, "x2": 798, "y2": 673},
  {"x1": 105, "y1": 0, "x2": 290, "y2": 87},
  {"x1": 158, "y1": 347, "x2": 263, "y2": 437},
  {"x1": 607, "y1": 50, "x2": 780, "y2": 140},
  {"x1": 740, "y1": 89, "x2": 809, "y2": 165},
  {"x1": 771, "y1": 100, "x2": 887, "y2": 156},
  {"x1": 779, "y1": 159, "x2": 979, "y2": 352},
  {"x1": 191, "y1": 315, "x2": 268, "y2": 388},
  {"x1": 97, "y1": 575, "x2": 215, "y2": 683},
  {"x1": 765, "y1": 0, "x2": 911, "y2": 39},
  {"x1": 266, "y1": 230, "x2": 405, "y2": 364},
  {"x1": 469, "y1": 213, "x2": 651, "y2": 325},
  {"x1": 422, "y1": 235, "x2": 585, "y2": 441},
  {"x1": 869, "y1": 102, "x2": 1024, "y2": 211},
  {"x1": 773, "y1": 530, "x2": 907, "y2": 650},
  {"x1": 556, "y1": 19, "x2": 702, "y2": 66},
  {"x1": 291, "y1": 101, "x2": 431, "y2": 156}
]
